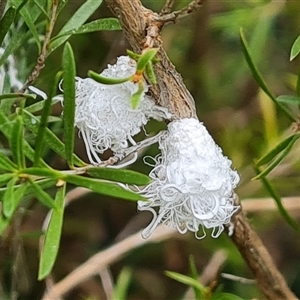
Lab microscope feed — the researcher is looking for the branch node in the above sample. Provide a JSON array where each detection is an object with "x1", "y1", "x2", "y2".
[{"x1": 154, "y1": 0, "x2": 203, "y2": 24}]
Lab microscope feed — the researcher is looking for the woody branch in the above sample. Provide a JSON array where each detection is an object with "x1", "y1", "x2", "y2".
[{"x1": 104, "y1": 0, "x2": 296, "y2": 299}]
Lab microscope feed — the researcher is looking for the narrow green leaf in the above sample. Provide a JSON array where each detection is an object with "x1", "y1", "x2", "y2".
[
  {"x1": 51, "y1": 18, "x2": 121, "y2": 41},
  {"x1": 15, "y1": 181, "x2": 28, "y2": 205},
  {"x1": 240, "y1": 28, "x2": 295, "y2": 122},
  {"x1": 255, "y1": 166, "x2": 299, "y2": 232},
  {"x1": 14, "y1": 0, "x2": 29, "y2": 13},
  {"x1": 276, "y1": 95, "x2": 300, "y2": 105},
  {"x1": 0, "y1": 109, "x2": 49, "y2": 167},
  {"x1": 255, "y1": 134, "x2": 298, "y2": 166},
  {"x1": 23, "y1": 110, "x2": 86, "y2": 167},
  {"x1": 188, "y1": 256, "x2": 201, "y2": 300},
  {"x1": 0, "y1": 6, "x2": 16, "y2": 46},
  {"x1": 211, "y1": 293, "x2": 245, "y2": 300},
  {"x1": 0, "y1": 178, "x2": 55, "y2": 203},
  {"x1": 0, "y1": 174, "x2": 14, "y2": 187},
  {"x1": 126, "y1": 49, "x2": 140, "y2": 61},
  {"x1": 88, "y1": 70, "x2": 132, "y2": 84},
  {"x1": 25, "y1": 98, "x2": 60, "y2": 113},
  {"x1": 188, "y1": 256, "x2": 199, "y2": 280},
  {"x1": 20, "y1": 167, "x2": 62, "y2": 179},
  {"x1": 0, "y1": 182, "x2": 28, "y2": 235},
  {"x1": 19, "y1": 5, "x2": 41, "y2": 52},
  {"x1": 87, "y1": 167, "x2": 151, "y2": 185},
  {"x1": 34, "y1": 73, "x2": 61, "y2": 166},
  {"x1": 0, "y1": 107, "x2": 10, "y2": 125},
  {"x1": 145, "y1": 61, "x2": 157, "y2": 84},
  {"x1": 0, "y1": 29, "x2": 31, "y2": 67},
  {"x1": 10, "y1": 115, "x2": 25, "y2": 168},
  {"x1": 14, "y1": 0, "x2": 46, "y2": 21},
  {"x1": 2, "y1": 177, "x2": 18, "y2": 218},
  {"x1": 49, "y1": 0, "x2": 103, "y2": 53},
  {"x1": 33, "y1": 0, "x2": 49, "y2": 19},
  {"x1": 65, "y1": 175, "x2": 143, "y2": 201},
  {"x1": 62, "y1": 43, "x2": 76, "y2": 168},
  {"x1": 57, "y1": 0, "x2": 70, "y2": 15},
  {"x1": 0, "y1": 74, "x2": 11, "y2": 102},
  {"x1": 130, "y1": 82, "x2": 144, "y2": 109},
  {"x1": 254, "y1": 134, "x2": 300, "y2": 179},
  {"x1": 165, "y1": 271, "x2": 206, "y2": 294},
  {"x1": 112, "y1": 268, "x2": 132, "y2": 300},
  {"x1": 297, "y1": 62, "x2": 300, "y2": 100},
  {"x1": 0, "y1": 93, "x2": 36, "y2": 101},
  {"x1": 290, "y1": 34, "x2": 300, "y2": 61},
  {"x1": 136, "y1": 49, "x2": 158, "y2": 72},
  {"x1": 0, "y1": 152, "x2": 18, "y2": 171},
  {"x1": 38, "y1": 183, "x2": 66, "y2": 280},
  {"x1": 29, "y1": 178, "x2": 57, "y2": 209}
]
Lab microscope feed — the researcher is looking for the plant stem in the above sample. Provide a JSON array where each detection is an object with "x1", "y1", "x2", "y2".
[
  {"x1": 20, "y1": 0, "x2": 59, "y2": 92},
  {"x1": 104, "y1": 1, "x2": 297, "y2": 299}
]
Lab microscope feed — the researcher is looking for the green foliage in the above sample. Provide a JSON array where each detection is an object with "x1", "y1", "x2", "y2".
[
  {"x1": 50, "y1": 18, "x2": 121, "y2": 40},
  {"x1": 0, "y1": 1, "x2": 300, "y2": 299},
  {"x1": 290, "y1": 34, "x2": 300, "y2": 61},
  {"x1": 88, "y1": 70, "x2": 132, "y2": 84},
  {"x1": 239, "y1": 28, "x2": 300, "y2": 234},
  {"x1": 88, "y1": 47, "x2": 159, "y2": 109},
  {"x1": 136, "y1": 48, "x2": 158, "y2": 73},
  {"x1": 165, "y1": 271, "x2": 206, "y2": 296},
  {"x1": 62, "y1": 42, "x2": 76, "y2": 168},
  {"x1": 130, "y1": 81, "x2": 145, "y2": 109},
  {"x1": 254, "y1": 166, "x2": 300, "y2": 232},
  {"x1": 253, "y1": 134, "x2": 300, "y2": 179},
  {"x1": 112, "y1": 267, "x2": 133, "y2": 300},
  {"x1": 33, "y1": 72, "x2": 61, "y2": 166},
  {"x1": 240, "y1": 28, "x2": 296, "y2": 122},
  {"x1": 49, "y1": 0, "x2": 103, "y2": 53},
  {"x1": 10, "y1": 115, "x2": 25, "y2": 168},
  {"x1": 0, "y1": 0, "x2": 149, "y2": 289},
  {"x1": 166, "y1": 256, "x2": 245, "y2": 300},
  {"x1": 87, "y1": 167, "x2": 151, "y2": 185},
  {"x1": 38, "y1": 183, "x2": 66, "y2": 280},
  {"x1": 0, "y1": 6, "x2": 16, "y2": 45},
  {"x1": 22, "y1": 109, "x2": 86, "y2": 166}
]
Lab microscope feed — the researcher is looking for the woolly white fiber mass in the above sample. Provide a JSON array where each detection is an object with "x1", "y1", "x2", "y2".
[
  {"x1": 138, "y1": 118, "x2": 240, "y2": 239},
  {"x1": 74, "y1": 56, "x2": 171, "y2": 164},
  {"x1": 0, "y1": 47, "x2": 23, "y2": 93}
]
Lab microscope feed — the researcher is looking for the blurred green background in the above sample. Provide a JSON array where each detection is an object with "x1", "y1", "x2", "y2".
[{"x1": 2, "y1": 0, "x2": 300, "y2": 299}]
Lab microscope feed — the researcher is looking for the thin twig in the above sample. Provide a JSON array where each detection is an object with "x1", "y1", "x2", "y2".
[
  {"x1": 225, "y1": 194, "x2": 297, "y2": 300},
  {"x1": 183, "y1": 250, "x2": 228, "y2": 300},
  {"x1": 39, "y1": 187, "x2": 299, "y2": 299},
  {"x1": 155, "y1": 0, "x2": 203, "y2": 23},
  {"x1": 106, "y1": 0, "x2": 197, "y2": 119},
  {"x1": 242, "y1": 196, "x2": 300, "y2": 213},
  {"x1": 160, "y1": 0, "x2": 175, "y2": 15},
  {"x1": 221, "y1": 273, "x2": 256, "y2": 284},
  {"x1": 200, "y1": 250, "x2": 228, "y2": 286},
  {"x1": 98, "y1": 268, "x2": 114, "y2": 300},
  {"x1": 20, "y1": 0, "x2": 59, "y2": 92},
  {"x1": 41, "y1": 226, "x2": 177, "y2": 300},
  {"x1": 104, "y1": 1, "x2": 297, "y2": 299}
]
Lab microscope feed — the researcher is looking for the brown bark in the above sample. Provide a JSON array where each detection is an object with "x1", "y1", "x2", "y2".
[
  {"x1": 106, "y1": 0, "x2": 197, "y2": 119},
  {"x1": 104, "y1": 1, "x2": 297, "y2": 299},
  {"x1": 228, "y1": 199, "x2": 297, "y2": 299}
]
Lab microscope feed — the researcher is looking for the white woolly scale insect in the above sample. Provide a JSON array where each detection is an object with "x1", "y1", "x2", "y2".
[
  {"x1": 138, "y1": 118, "x2": 240, "y2": 239},
  {"x1": 0, "y1": 46, "x2": 23, "y2": 93},
  {"x1": 73, "y1": 56, "x2": 171, "y2": 165}
]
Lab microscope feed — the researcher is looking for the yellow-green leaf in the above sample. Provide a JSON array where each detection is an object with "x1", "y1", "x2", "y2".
[{"x1": 38, "y1": 183, "x2": 66, "y2": 280}]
